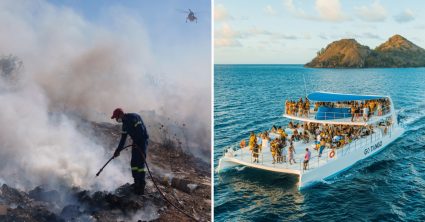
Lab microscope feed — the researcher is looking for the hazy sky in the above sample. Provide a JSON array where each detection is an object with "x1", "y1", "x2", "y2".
[
  {"x1": 214, "y1": 0, "x2": 425, "y2": 64},
  {"x1": 48, "y1": 0, "x2": 212, "y2": 77}
]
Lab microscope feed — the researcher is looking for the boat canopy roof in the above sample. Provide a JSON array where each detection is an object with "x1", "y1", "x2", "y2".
[{"x1": 307, "y1": 92, "x2": 386, "y2": 102}]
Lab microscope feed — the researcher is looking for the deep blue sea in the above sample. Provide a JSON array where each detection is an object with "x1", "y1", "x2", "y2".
[{"x1": 214, "y1": 64, "x2": 425, "y2": 221}]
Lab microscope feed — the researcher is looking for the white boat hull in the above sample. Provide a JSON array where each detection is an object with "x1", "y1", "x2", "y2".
[
  {"x1": 300, "y1": 126, "x2": 404, "y2": 188},
  {"x1": 217, "y1": 126, "x2": 404, "y2": 190}
]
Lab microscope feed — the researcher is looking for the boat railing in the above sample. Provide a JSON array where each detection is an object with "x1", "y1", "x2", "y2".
[
  {"x1": 228, "y1": 144, "x2": 299, "y2": 169},
  {"x1": 249, "y1": 149, "x2": 264, "y2": 165},
  {"x1": 337, "y1": 124, "x2": 394, "y2": 157},
  {"x1": 301, "y1": 148, "x2": 333, "y2": 172},
  {"x1": 225, "y1": 124, "x2": 394, "y2": 172},
  {"x1": 284, "y1": 104, "x2": 392, "y2": 122},
  {"x1": 302, "y1": 124, "x2": 394, "y2": 172}
]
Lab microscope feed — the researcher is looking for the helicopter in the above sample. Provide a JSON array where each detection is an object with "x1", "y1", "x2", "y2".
[{"x1": 181, "y1": 9, "x2": 197, "y2": 23}]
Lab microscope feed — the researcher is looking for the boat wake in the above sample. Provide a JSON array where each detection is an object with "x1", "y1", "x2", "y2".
[
  {"x1": 235, "y1": 166, "x2": 247, "y2": 171},
  {"x1": 320, "y1": 170, "x2": 356, "y2": 186},
  {"x1": 319, "y1": 179, "x2": 333, "y2": 185},
  {"x1": 398, "y1": 106, "x2": 425, "y2": 127}
]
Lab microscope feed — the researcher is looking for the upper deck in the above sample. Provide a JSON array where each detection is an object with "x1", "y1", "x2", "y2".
[
  {"x1": 284, "y1": 92, "x2": 394, "y2": 126},
  {"x1": 283, "y1": 111, "x2": 392, "y2": 126}
]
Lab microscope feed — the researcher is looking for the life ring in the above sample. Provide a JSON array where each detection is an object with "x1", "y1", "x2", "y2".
[{"x1": 329, "y1": 150, "x2": 335, "y2": 158}]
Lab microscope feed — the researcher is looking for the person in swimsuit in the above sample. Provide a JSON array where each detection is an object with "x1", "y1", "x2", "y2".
[
  {"x1": 288, "y1": 142, "x2": 296, "y2": 165},
  {"x1": 303, "y1": 148, "x2": 311, "y2": 170}
]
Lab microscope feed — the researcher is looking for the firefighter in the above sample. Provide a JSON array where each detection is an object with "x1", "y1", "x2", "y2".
[{"x1": 111, "y1": 108, "x2": 149, "y2": 195}]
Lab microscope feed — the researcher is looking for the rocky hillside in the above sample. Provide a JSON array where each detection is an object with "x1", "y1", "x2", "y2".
[{"x1": 305, "y1": 35, "x2": 425, "y2": 68}]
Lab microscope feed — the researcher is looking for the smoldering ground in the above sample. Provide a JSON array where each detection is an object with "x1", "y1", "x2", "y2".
[{"x1": 0, "y1": 0, "x2": 210, "y2": 195}]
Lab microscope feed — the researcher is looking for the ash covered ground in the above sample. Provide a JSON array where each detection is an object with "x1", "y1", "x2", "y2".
[{"x1": 0, "y1": 119, "x2": 211, "y2": 222}]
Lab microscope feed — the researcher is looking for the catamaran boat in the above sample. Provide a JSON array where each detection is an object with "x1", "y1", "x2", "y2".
[{"x1": 217, "y1": 92, "x2": 404, "y2": 189}]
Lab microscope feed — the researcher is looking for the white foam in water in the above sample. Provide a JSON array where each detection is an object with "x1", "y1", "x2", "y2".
[
  {"x1": 397, "y1": 107, "x2": 425, "y2": 127},
  {"x1": 235, "y1": 166, "x2": 247, "y2": 171},
  {"x1": 403, "y1": 115, "x2": 424, "y2": 126},
  {"x1": 320, "y1": 179, "x2": 333, "y2": 185}
]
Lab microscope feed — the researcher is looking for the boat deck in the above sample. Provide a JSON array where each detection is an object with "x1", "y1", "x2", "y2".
[
  {"x1": 228, "y1": 140, "x2": 330, "y2": 175},
  {"x1": 223, "y1": 129, "x2": 386, "y2": 175}
]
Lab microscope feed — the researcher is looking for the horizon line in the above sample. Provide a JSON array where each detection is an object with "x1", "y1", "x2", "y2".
[{"x1": 214, "y1": 63, "x2": 304, "y2": 65}]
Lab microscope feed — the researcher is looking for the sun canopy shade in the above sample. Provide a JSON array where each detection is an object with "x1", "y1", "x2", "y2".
[{"x1": 307, "y1": 92, "x2": 386, "y2": 102}]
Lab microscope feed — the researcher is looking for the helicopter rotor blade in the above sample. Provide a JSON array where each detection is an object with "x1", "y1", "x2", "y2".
[
  {"x1": 176, "y1": 9, "x2": 189, "y2": 13},
  {"x1": 192, "y1": 10, "x2": 206, "y2": 15}
]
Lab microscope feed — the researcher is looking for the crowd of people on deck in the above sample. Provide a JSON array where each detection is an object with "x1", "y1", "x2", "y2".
[
  {"x1": 285, "y1": 98, "x2": 310, "y2": 117},
  {"x1": 285, "y1": 97, "x2": 391, "y2": 122},
  {"x1": 349, "y1": 99, "x2": 391, "y2": 122},
  {"x1": 240, "y1": 119, "x2": 393, "y2": 170},
  {"x1": 241, "y1": 127, "x2": 297, "y2": 164}
]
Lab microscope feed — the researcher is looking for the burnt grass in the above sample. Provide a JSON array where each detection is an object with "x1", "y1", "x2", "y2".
[{"x1": 0, "y1": 121, "x2": 211, "y2": 222}]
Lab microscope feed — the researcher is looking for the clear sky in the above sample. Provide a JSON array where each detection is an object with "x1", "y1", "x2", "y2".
[{"x1": 214, "y1": 0, "x2": 425, "y2": 64}]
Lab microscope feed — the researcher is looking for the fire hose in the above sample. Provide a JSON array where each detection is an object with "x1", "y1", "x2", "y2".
[
  {"x1": 96, "y1": 144, "x2": 198, "y2": 221},
  {"x1": 95, "y1": 144, "x2": 182, "y2": 204}
]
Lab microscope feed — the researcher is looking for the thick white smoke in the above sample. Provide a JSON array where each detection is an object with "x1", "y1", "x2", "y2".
[
  {"x1": 0, "y1": 57, "x2": 130, "y2": 191},
  {"x1": 0, "y1": 0, "x2": 210, "y2": 191}
]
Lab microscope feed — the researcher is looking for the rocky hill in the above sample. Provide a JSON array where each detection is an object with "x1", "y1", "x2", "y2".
[{"x1": 305, "y1": 35, "x2": 425, "y2": 68}]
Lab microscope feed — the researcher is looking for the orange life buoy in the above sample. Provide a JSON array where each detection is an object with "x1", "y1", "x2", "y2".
[{"x1": 329, "y1": 150, "x2": 335, "y2": 158}]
